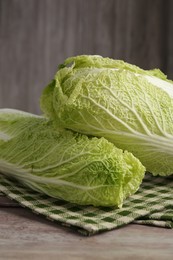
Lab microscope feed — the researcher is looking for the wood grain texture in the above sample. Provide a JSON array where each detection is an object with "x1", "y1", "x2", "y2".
[
  {"x1": 0, "y1": 206, "x2": 173, "y2": 260},
  {"x1": 0, "y1": 195, "x2": 21, "y2": 207},
  {"x1": 0, "y1": 0, "x2": 172, "y2": 114}
]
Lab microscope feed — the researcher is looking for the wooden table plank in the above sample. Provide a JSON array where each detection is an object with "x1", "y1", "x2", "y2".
[
  {"x1": 0, "y1": 195, "x2": 21, "y2": 207},
  {"x1": 0, "y1": 207, "x2": 173, "y2": 260}
]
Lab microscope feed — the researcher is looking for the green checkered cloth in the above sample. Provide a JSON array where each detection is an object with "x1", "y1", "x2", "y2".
[{"x1": 0, "y1": 173, "x2": 173, "y2": 235}]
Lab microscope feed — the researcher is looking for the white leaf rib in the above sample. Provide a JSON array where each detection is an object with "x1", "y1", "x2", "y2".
[
  {"x1": 3, "y1": 121, "x2": 40, "y2": 142},
  {"x1": 78, "y1": 111, "x2": 105, "y2": 132},
  {"x1": 133, "y1": 86, "x2": 169, "y2": 138},
  {"x1": 86, "y1": 192, "x2": 104, "y2": 204},
  {"x1": 1, "y1": 122, "x2": 42, "y2": 162},
  {"x1": 144, "y1": 98, "x2": 168, "y2": 137},
  {"x1": 26, "y1": 151, "x2": 93, "y2": 173},
  {"x1": 155, "y1": 92, "x2": 167, "y2": 133},
  {"x1": 52, "y1": 159, "x2": 111, "y2": 180},
  {"x1": 5, "y1": 142, "x2": 36, "y2": 163},
  {"x1": 80, "y1": 94, "x2": 139, "y2": 135},
  {"x1": 0, "y1": 160, "x2": 111, "y2": 191},
  {"x1": 68, "y1": 110, "x2": 173, "y2": 155},
  {"x1": 57, "y1": 141, "x2": 78, "y2": 164},
  {"x1": 21, "y1": 139, "x2": 65, "y2": 167},
  {"x1": 0, "y1": 131, "x2": 10, "y2": 141},
  {"x1": 103, "y1": 86, "x2": 152, "y2": 136}
]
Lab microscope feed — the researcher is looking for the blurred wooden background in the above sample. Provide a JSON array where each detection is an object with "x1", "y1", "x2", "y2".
[{"x1": 0, "y1": 0, "x2": 173, "y2": 114}]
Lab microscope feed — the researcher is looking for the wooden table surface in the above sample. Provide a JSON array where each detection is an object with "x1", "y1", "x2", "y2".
[{"x1": 0, "y1": 193, "x2": 173, "y2": 260}]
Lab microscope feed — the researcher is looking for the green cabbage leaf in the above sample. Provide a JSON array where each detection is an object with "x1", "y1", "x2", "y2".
[
  {"x1": 0, "y1": 109, "x2": 145, "y2": 207},
  {"x1": 40, "y1": 55, "x2": 173, "y2": 176}
]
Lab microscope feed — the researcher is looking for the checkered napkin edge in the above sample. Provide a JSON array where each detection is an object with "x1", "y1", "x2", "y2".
[{"x1": 0, "y1": 173, "x2": 173, "y2": 236}]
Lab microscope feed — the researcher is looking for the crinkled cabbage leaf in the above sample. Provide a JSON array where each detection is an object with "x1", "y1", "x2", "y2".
[
  {"x1": 40, "y1": 55, "x2": 173, "y2": 176},
  {"x1": 0, "y1": 109, "x2": 145, "y2": 207}
]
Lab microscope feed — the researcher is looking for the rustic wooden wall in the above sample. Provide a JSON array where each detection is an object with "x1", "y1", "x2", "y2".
[{"x1": 0, "y1": 0, "x2": 172, "y2": 114}]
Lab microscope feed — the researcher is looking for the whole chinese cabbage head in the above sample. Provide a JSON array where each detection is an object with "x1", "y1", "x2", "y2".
[
  {"x1": 0, "y1": 109, "x2": 145, "y2": 207},
  {"x1": 40, "y1": 55, "x2": 173, "y2": 176}
]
